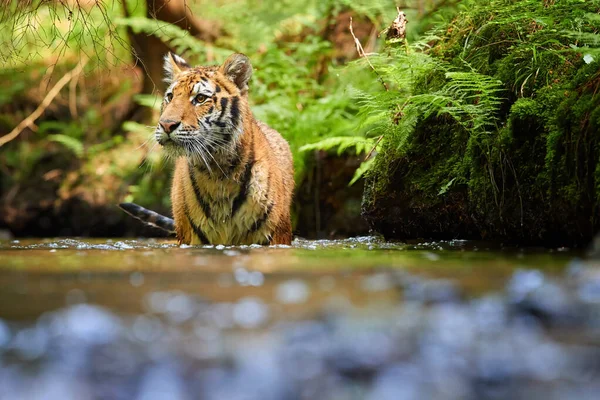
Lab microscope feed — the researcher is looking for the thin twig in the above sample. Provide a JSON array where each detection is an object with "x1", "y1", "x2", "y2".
[
  {"x1": 365, "y1": 135, "x2": 384, "y2": 161},
  {"x1": 349, "y1": 17, "x2": 389, "y2": 91},
  {"x1": 0, "y1": 59, "x2": 87, "y2": 148}
]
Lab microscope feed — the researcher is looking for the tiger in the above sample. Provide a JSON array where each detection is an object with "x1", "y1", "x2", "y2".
[{"x1": 120, "y1": 52, "x2": 294, "y2": 245}]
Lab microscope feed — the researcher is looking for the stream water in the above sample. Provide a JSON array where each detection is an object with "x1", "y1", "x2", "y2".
[{"x1": 0, "y1": 237, "x2": 599, "y2": 399}]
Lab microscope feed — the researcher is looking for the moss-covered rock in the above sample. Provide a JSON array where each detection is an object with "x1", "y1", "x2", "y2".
[{"x1": 362, "y1": 0, "x2": 600, "y2": 246}]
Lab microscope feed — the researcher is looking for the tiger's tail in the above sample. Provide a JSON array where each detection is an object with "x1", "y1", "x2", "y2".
[{"x1": 119, "y1": 203, "x2": 175, "y2": 234}]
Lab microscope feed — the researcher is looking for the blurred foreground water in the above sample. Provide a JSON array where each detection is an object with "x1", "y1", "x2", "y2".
[{"x1": 1, "y1": 237, "x2": 600, "y2": 400}]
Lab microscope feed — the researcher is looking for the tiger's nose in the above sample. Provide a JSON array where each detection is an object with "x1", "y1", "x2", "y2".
[{"x1": 159, "y1": 119, "x2": 181, "y2": 134}]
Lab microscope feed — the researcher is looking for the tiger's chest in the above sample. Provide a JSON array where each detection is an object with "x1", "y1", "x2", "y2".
[{"x1": 182, "y1": 162, "x2": 272, "y2": 245}]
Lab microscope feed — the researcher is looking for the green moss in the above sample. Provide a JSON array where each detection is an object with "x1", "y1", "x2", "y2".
[{"x1": 361, "y1": 0, "x2": 600, "y2": 245}]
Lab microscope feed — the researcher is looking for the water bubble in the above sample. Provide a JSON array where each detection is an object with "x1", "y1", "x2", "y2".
[
  {"x1": 508, "y1": 270, "x2": 544, "y2": 302},
  {"x1": 249, "y1": 271, "x2": 264, "y2": 287},
  {"x1": 579, "y1": 281, "x2": 600, "y2": 303},
  {"x1": 233, "y1": 297, "x2": 269, "y2": 328},
  {"x1": 209, "y1": 303, "x2": 235, "y2": 329},
  {"x1": 361, "y1": 273, "x2": 394, "y2": 292},
  {"x1": 193, "y1": 323, "x2": 220, "y2": 341},
  {"x1": 276, "y1": 279, "x2": 310, "y2": 304},
  {"x1": 13, "y1": 326, "x2": 49, "y2": 359},
  {"x1": 146, "y1": 291, "x2": 170, "y2": 314},
  {"x1": 524, "y1": 341, "x2": 565, "y2": 381},
  {"x1": 165, "y1": 292, "x2": 196, "y2": 324},
  {"x1": 62, "y1": 304, "x2": 121, "y2": 344},
  {"x1": 215, "y1": 244, "x2": 225, "y2": 250},
  {"x1": 136, "y1": 366, "x2": 189, "y2": 400},
  {"x1": 368, "y1": 364, "x2": 423, "y2": 400},
  {"x1": 234, "y1": 267, "x2": 250, "y2": 285},
  {"x1": 132, "y1": 315, "x2": 163, "y2": 343},
  {"x1": 473, "y1": 296, "x2": 507, "y2": 333}
]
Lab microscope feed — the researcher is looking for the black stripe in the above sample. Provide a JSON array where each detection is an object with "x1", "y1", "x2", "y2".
[
  {"x1": 215, "y1": 85, "x2": 221, "y2": 93},
  {"x1": 119, "y1": 203, "x2": 175, "y2": 233},
  {"x1": 208, "y1": 106, "x2": 214, "y2": 114},
  {"x1": 231, "y1": 147, "x2": 254, "y2": 217},
  {"x1": 230, "y1": 96, "x2": 240, "y2": 127},
  {"x1": 200, "y1": 76, "x2": 208, "y2": 82},
  {"x1": 188, "y1": 166, "x2": 212, "y2": 220},
  {"x1": 250, "y1": 202, "x2": 274, "y2": 234},
  {"x1": 156, "y1": 215, "x2": 175, "y2": 230},
  {"x1": 185, "y1": 209, "x2": 209, "y2": 244},
  {"x1": 227, "y1": 141, "x2": 244, "y2": 173},
  {"x1": 218, "y1": 97, "x2": 228, "y2": 121}
]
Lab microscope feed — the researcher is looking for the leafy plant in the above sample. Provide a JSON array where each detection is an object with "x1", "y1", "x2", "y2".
[
  {"x1": 359, "y1": 0, "x2": 600, "y2": 242},
  {"x1": 47, "y1": 134, "x2": 84, "y2": 158},
  {"x1": 300, "y1": 136, "x2": 375, "y2": 156}
]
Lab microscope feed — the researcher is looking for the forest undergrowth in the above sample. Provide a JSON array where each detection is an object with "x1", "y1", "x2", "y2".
[
  {"x1": 358, "y1": 0, "x2": 600, "y2": 244},
  {"x1": 1, "y1": 0, "x2": 597, "y2": 243},
  {"x1": 0, "y1": 0, "x2": 453, "y2": 236}
]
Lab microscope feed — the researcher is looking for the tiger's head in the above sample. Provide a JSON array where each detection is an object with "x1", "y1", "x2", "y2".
[{"x1": 155, "y1": 52, "x2": 252, "y2": 163}]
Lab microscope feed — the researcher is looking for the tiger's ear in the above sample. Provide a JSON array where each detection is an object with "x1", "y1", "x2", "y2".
[
  {"x1": 163, "y1": 52, "x2": 190, "y2": 83},
  {"x1": 221, "y1": 53, "x2": 252, "y2": 95}
]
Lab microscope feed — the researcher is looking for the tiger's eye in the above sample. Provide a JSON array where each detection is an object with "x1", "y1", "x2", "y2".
[
  {"x1": 165, "y1": 92, "x2": 173, "y2": 103},
  {"x1": 194, "y1": 94, "x2": 208, "y2": 105}
]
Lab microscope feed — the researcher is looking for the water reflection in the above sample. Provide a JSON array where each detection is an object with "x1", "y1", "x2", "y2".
[{"x1": 0, "y1": 238, "x2": 598, "y2": 399}]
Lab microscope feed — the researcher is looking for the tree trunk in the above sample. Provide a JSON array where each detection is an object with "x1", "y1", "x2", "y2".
[{"x1": 125, "y1": 0, "x2": 221, "y2": 95}]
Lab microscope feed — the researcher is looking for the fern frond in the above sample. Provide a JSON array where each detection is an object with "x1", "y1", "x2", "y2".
[
  {"x1": 47, "y1": 134, "x2": 84, "y2": 157},
  {"x1": 300, "y1": 136, "x2": 375, "y2": 156},
  {"x1": 350, "y1": 157, "x2": 375, "y2": 186}
]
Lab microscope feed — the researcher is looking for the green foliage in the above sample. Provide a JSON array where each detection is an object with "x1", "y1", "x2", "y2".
[
  {"x1": 114, "y1": 16, "x2": 231, "y2": 63},
  {"x1": 361, "y1": 0, "x2": 600, "y2": 241},
  {"x1": 133, "y1": 94, "x2": 162, "y2": 111},
  {"x1": 349, "y1": 157, "x2": 375, "y2": 186},
  {"x1": 0, "y1": 0, "x2": 130, "y2": 68},
  {"x1": 114, "y1": 4, "x2": 379, "y2": 181},
  {"x1": 300, "y1": 136, "x2": 375, "y2": 156},
  {"x1": 0, "y1": 0, "x2": 468, "y2": 219},
  {"x1": 47, "y1": 134, "x2": 84, "y2": 158}
]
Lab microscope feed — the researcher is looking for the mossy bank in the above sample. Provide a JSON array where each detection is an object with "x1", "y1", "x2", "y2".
[{"x1": 361, "y1": 0, "x2": 600, "y2": 246}]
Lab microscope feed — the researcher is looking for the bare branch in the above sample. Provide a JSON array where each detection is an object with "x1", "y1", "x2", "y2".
[
  {"x1": 0, "y1": 59, "x2": 87, "y2": 148},
  {"x1": 349, "y1": 17, "x2": 389, "y2": 91},
  {"x1": 365, "y1": 135, "x2": 384, "y2": 161}
]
